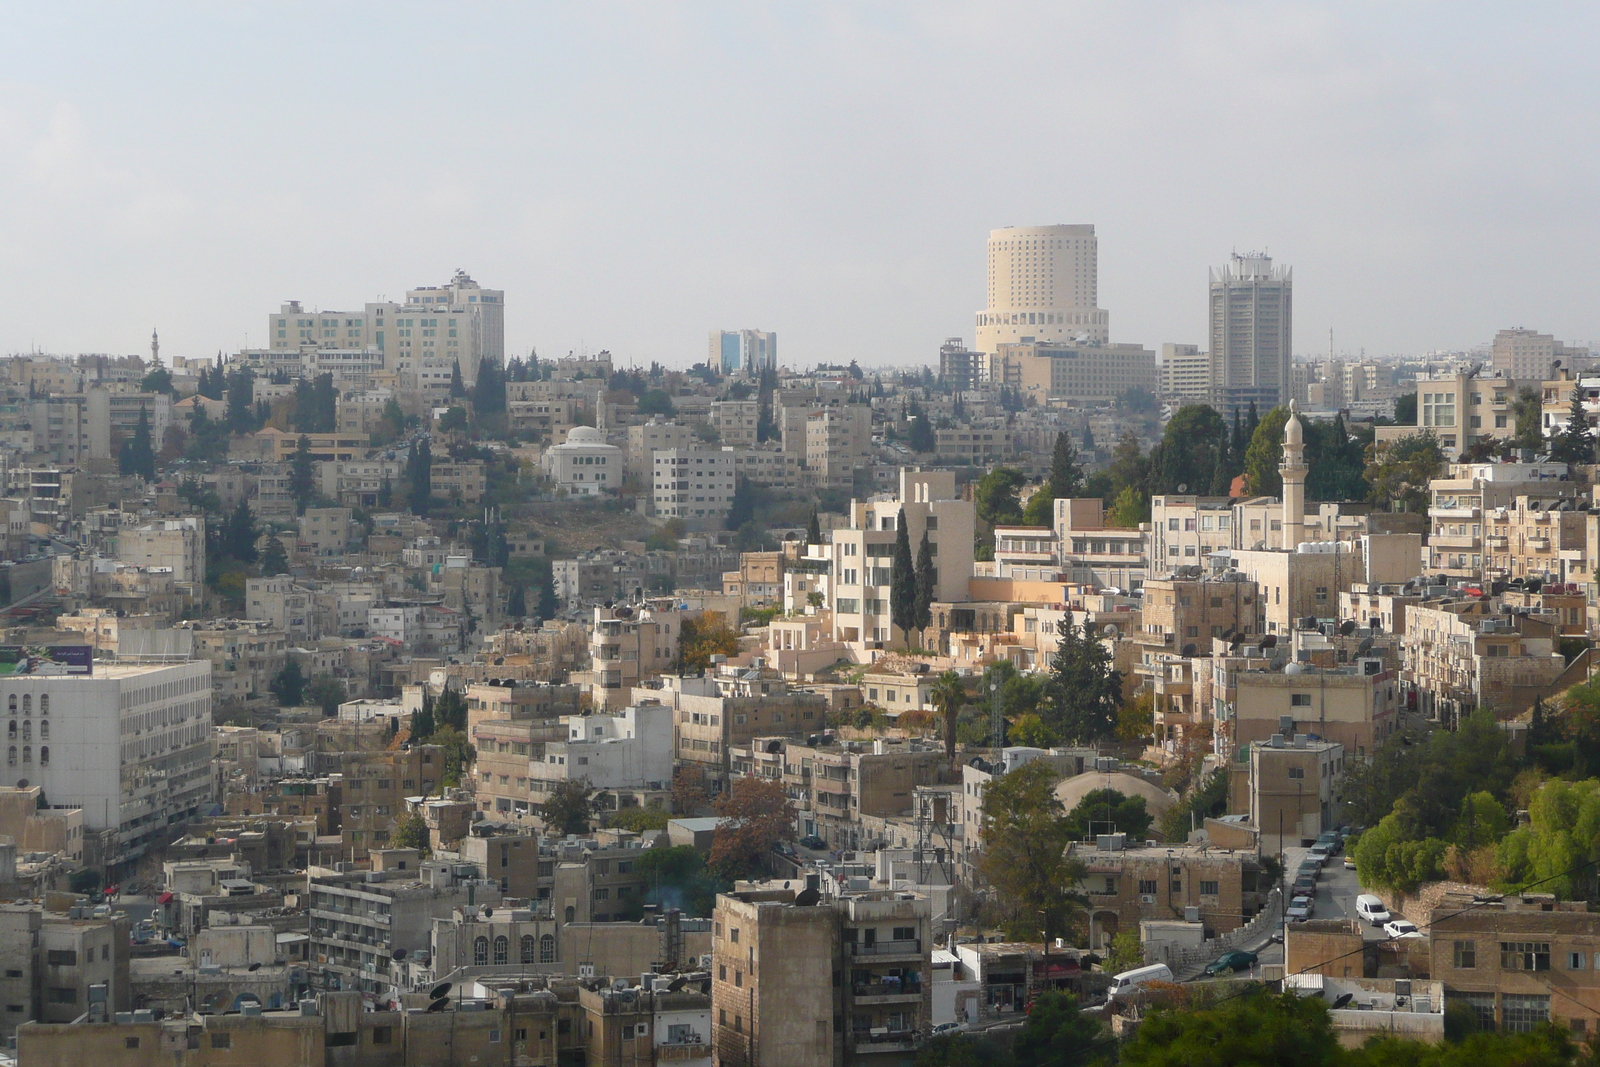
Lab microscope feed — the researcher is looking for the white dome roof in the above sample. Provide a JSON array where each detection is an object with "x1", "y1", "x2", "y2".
[
  {"x1": 564, "y1": 426, "x2": 605, "y2": 445},
  {"x1": 1284, "y1": 400, "x2": 1304, "y2": 446}
]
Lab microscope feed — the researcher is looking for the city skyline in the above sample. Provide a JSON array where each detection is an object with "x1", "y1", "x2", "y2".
[{"x1": 1, "y1": 5, "x2": 1598, "y2": 367}]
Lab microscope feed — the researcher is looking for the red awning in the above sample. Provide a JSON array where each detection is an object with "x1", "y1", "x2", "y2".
[{"x1": 158, "y1": 891, "x2": 173, "y2": 904}]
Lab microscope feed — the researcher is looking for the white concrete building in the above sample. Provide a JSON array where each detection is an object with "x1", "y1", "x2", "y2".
[
  {"x1": 527, "y1": 703, "x2": 674, "y2": 796},
  {"x1": 1210, "y1": 252, "x2": 1293, "y2": 411},
  {"x1": 0, "y1": 661, "x2": 213, "y2": 876},
  {"x1": 652, "y1": 448, "x2": 736, "y2": 522},
  {"x1": 116, "y1": 517, "x2": 205, "y2": 586},
  {"x1": 542, "y1": 426, "x2": 622, "y2": 497},
  {"x1": 1159, "y1": 343, "x2": 1213, "y2": 401},
  {"x1": 976, "y1": 224, "x2": 1107, "y2": 353}
]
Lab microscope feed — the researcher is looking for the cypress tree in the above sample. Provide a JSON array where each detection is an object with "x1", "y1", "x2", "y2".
[
  {"x1": 913, "y1": 530, "x2": 935, "y2": 634},
  {"x1": 807, "y1": 510, "x2": 822, "y2": 546},
  {"x1": 890, "y1": 518, "x2": 917, "y2": 648}
]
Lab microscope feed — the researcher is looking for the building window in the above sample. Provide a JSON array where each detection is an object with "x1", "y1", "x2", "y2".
[
  {"x1": 540, "y1": 934, "x2": 555, "y2": 963},
  {"x1": 1503, "y1": 994, "x2": 1550, "y2": 1033},
  {"x1": 474, "y1": 937, "x2": 489, "y2": 965},
  {"x1": 211, "y1": 1034, "x2": 231, "y2": 1049},
  {"x1": 1291, "y1": 694, "x2": 1312, "y2": 707},
  {"x1": 1570, "y1": 952, "x2": 1588, "y2": 970},
  {"x1": 494, "y1": 936, "x2": 509, "y2": 965},
  {"x1": 1500, "y1": 942, "x2": 1550, "y2": 971},
  {"x1": 1200, "y1": 881, "x2": 1219, "y2": 896},
  {"x1": 1453, "y1": 941, "x2": 1475, "y2": 969},
  {"x1": 1138, "y1": 880, "x2": 1157, "y2": 895},
  {"x1": 1287, "y1": 767, "x2": 1305, "y2": 779},
  {"x1": 521, "y1": 935, "x2": 536, "y2": 964}
]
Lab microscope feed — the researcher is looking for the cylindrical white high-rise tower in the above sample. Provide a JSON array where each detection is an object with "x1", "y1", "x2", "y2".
[{"x1": 975, "y1": 224, "x2": 1108, "y2": 353}]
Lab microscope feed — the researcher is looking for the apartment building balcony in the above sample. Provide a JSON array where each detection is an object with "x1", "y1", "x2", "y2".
[
  {"x1": 851, "y1": 978, "x2": 925, "y2": 1005},
  {"x1": 1430, "y1": 532, "x2": 1479, "y2": 549},
  {"x1": 847, "y1": 938, "x2": 921, "y2": 960},
  {"x1": 1527, "y1": 537, "x2": 1551, "y2": 550},
  {"x1": 656, "y1": 1041, "x2": 711, "y2": 1062},
  {"x1": 1486, "y1": 536, "x2": 1508, "y2": 549},
  {"x1": 1429, "y1": 506, "x2": 1480, "y2": 520},
  {"x1": 850, "y1": 1029, "x2": 920, "y2": 1052}
]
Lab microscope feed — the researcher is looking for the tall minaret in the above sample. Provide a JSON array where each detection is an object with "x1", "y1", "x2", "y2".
[
  {"x1": 150, "y1": 328, "x2": 161, "y2": 367},
  {"x1": 1281, "y1": 399, "x2": 1307, "y2": 551}
]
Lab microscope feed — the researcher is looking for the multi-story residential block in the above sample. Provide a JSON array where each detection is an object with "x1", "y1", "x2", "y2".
[
  {"x1": 802, "y1": 406, "x2": 872, "y2": 490},
  {"x1": 0, "y1": 661, "x2": 213, "y2": 877},
  {"x1": 1071, "y1": 839, "x2": 1270, "y2": 948},
  {"x1": 934, "y1": 420, "x2": 1015, "y2": 463},
  {"x1": 1425, "y1": 461, "x2": 1574, "y2": 578},
  {"x1": 298, "y1": 506, "x2": 354, "y2": 558},
  {"x1": 641, "y1": 675, "x2": 826, "y2": 791},
  {"x1": 1134, "y1": 573, "x2": 1261, "y2": 675},
  {"x1": 307, "y1": 850, "x2": 504, "y2": 997},
  {"x1": 741, "y1": 737, "x2": 949, "y2": 850},
  {"x1": 1339, "y1": 583, "x2": 1423, "y2": 635},
  {"x1": 626, "y1": 417, "x2": 697, "y2": 483},
  {"x1": 1245, "y1": 733, "x2": 1345, "y2": 852},
  {"x1": 1482, "y1": 497, "x2": 1587, "y2": 584},
  {"x1": 831, "y1": 470, "x2": 975, "y2": 649},
  {"x1": 1053, "y1": 498, "x2": 1146, "y2": 590},
  {"x1": 709, "y1": 329, "x2": 777, "y2": 375},
  {"x1": 588, "y1": 601, "x2": 686, "y2": 711},
  {"x1": 245, "y1": 577, "x2": 315, "y2": 642},
  {"x1": 520, "y1": 704, "x2": 673, "y2": 805},
  {"x1": 430, "y1": 460, "x2": 487, "y2": 503},
  {"x1": 189, "y1": 620, "x2": 287, "y2": 702},
  {"x1": 709, "y1": 399, "x2": 760, "y2": 446},
  {"x1": 116, "y1": 517, "x2": 205, "y2": 586},
  {"x1": 0, "y1": 903, "x2": 129, "y2": 1037},
  {"x1": 712, "y1": 885, "x2": 932, "y2": 1067},
  {"x1": 938, "y1": 338, "x2": 982, "y2": 390},
  {"x1": 1231, "y1": 663, "x2": 1398, "y2": 759},
  {"x1": 1402, "y1": 598, "x2": 1570, "y2": 725},
  {"x1": 316, "y1": 745, "x2": 444, "y2": 858},
  {"x1": 1159, "y1": 342, "x2": 1213, "y2": 400},
  {"x1": 722, "y1": 551, "x2": 783, "y2": 604},
  {"x1": 652, "y1": 448, "x2": 736, "y2": 524},
  {"x1": 1490, "y1": 327, "x2": 1586, "y2": 381},
  {"x1": 1375, "y1": 370, "x2": 1521, "y2": 459},
  {"x1": 1425, "y1": 889, "x2": 1600, "y2": 1033}
]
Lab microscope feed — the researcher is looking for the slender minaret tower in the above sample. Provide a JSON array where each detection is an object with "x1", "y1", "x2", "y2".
[
  {"x1": 150, "y1": 328, "x2": 161, "y2": 367},
  {"x1": 1281, "y1": 399, "x2": 1307, "y2": 551}
]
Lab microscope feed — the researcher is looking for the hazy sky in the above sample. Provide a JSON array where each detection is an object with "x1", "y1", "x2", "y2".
[{"x1": 2, "y1": 3, "x2": 1596, "y2": 369}]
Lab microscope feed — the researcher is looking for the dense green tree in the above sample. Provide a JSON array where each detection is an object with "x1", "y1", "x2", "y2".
[
  {"x1": 408, "y1": 438, "x2": 433, "y2": 515},
  {"x1": 270, "y1": 661, "x2": 306, "y2": 706},
  {"x1": 1392, "y1": 391, "x2": 1418, "y2": 426},
  {"x1": 120, "y1": 407, "x2": 156, "y2": 481},
  {"x1": 471, "y1": 358, "x2": 505, "y2": 414},
  {"x1": 261, "y1": 535, "x2": 289, "y2": 576},
  {"x1": 976, "y1": 760, "x2": 1085, "y2": 944},
  {"x1": 807, "y1": 510, "x2": 822, "y2": 545},
  {"x1": 1242, "y1": 405, "x2": 1291, "y2": 497},
  {"x1": 636, "y1": 389, "x2": 676, "y2": 417},
  {"x1": 725, "y1": 476, "x2": 756, "y2": 531},
  {"x1": 1154, "y1": 405, "x2": 1228, "y2": 495},
  {"x1": 931, "y1": 670, "x2": 968, "y2": 762},
  {"x1": 1496, "y1": 777, "x2": 1600, "y2": 900},
  {"x1": 913, "y1": 530, "x2": 935, "y2": 634},
  {"x1": 449, "y1": 360, "x2": 465, "y2": 398},
  {"x1": 377, "y1": 476, "x2": 392, "y2": 509},
  {"x1": 974, "y1": 467, "x2": 1026, "y2": 526},
  {"x1": 380, "y1": 398, "x2": 407, "y2": 442},
  {"x1": 708, "y1": 775, "x2": 795, "y2": 879},
  {"x1": 1231, "y1": 406, "x2": 1248, "y2": 460},
  {"x1": 1081, "y1": 424, "x2": 1095, "y2": 452},
  {"x1": 391, "y1": 812, "x2": 430, "y2": 854},
  {"x1": 289, "y1": 435, "x2": 316, "y2": 514},
  {"x1": 890, "y1": 517, "x2": 918, "y2": 646},
  {"x1": 1010, "y1": 991, "x2": 1102, "y2": 1067},
  {"x1": 1103, "y1": 431, "x2": 1151, "y2": 502},
  {"x1": 1106, "y1": 485, "x2": 1149, "y2": 529},
  {"x1": 507, "y1": 584, "x2": 527, "y2": 618},
  {"x1": 438, "y1": 406, "x2": 469, "y2": 433},
  {"x1": 1061, "y1": 789, "x2": 1153, "y2": 842},
  {"x1": 1049, "y1": 432, "x2": 1085, "y2": 499},
  {"x1": 1045, "y1": 615, "x2": 1121, "y2": 742},
  {"x1": 1208, "y1": 430, "x2": 1234, "y2": 496},
  {"x1": 1119, "y1": 990, "x2": 1344, "y2": 1067},
  {"x1": 306, "y1": 676, "x2": 345, "y2": 717},
  {"x1": 907, "y1": 407, "x2": 936, "y2": 453},
  {"x1": 225, "y1": 367, "x2": 256, "y2": 434},
  {"x1": 541, "y1": 778, "x2": 594, "y2": 836},
  {"x1": 1306, "y1": 413, "x2": 1369, "y2": 500},
  {"x1": 409, "y1": 691, "x2": 435, "y2": 741},
  {"x1": 1365, "y1": 433, "x2": 1445, "y2": 513},
  {"x1": 1511, "y1": 386, "x2": 1544, "y2": 451},
  {"x1": 632, "y1": 844, "x2": 724, "y2": 916},
  {"x1": 1551, "y1": 384, "x2": 1595, "y2": 465},
  {"x1": 433, "y1": 687, "x2": 468, "y2": 732},
  {"x1": 225, "y1": 499, "x2": 258, "y2": 563}
]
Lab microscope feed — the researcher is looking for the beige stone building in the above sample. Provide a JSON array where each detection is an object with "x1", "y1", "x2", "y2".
[
  {"x1": 1134, "y1": 574, "x2": 1260, "y2": 679},
  {"x1": 1482, "y1": 497, "x2": 1586, "y2": 584},
  {"x1": 976, "y1": 224, "x2": 1107, "y2": 352},
  {"x1": 1491, "y1": 327, "x2": 1586, "y2": 381},
  {"x1": 1402, "y1": 598, "x2": 1570, "y2": 724},
  {"x1": 1231, "y1": 665, "x2": 1399, "y2": 759},
  {"x1": 1244, "y1": 735, "x2": 1345, "y2": 852},
  {"x1": 1071, "y1": 840, "x2": 1270, "y2": 948},
  {"x1": 991, "y1": 340, "x2": 1157, "y2": 402},
  {"x1": 1375, "y1": 370, "x2": 1521, "y2": 459}
]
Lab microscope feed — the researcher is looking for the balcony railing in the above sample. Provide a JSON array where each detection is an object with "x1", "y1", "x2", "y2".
[
  {"x1": 852, "y1": 979, "x2": 923, "y2": 998},
  {"x1": 850, "y1": 1029, "x2": 920, "y2": 1050},
  {"x1": 848, "y1": 939, "x2": 921, "y2": 957}
]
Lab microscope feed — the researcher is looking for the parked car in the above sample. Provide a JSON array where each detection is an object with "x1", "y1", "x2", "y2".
[
  {"x1": 799, "y1": 835, "x2": 828, "y2": 850},
  {"x1": 1309, "y1": 844, "x2": 1334, "y2": 864},
  {"x1": 1292, "y1": 875, "x2": 1317, "y2": 895},
  {"x1": 1204, "y1": 950, "x2": 1259, "y2": 976},
  {"x1": 1384, "y1": 919, "x2": 1423, "y2": 939},
  {"x1": 1109, "y1": 964, "x2": 1175, "y2": 999},
  {"x1": 1343, "y1": 857, "x2": 1357, "y2": 870},
  {"x1": 931, "y1": 1023, "x2": 963, "y2": 1037},
  {"x1": 1356, "y1": 895, "x2": 1391, "y2": 925},
  {"x1": 1287, "y1": 897, "x2": 1314, "y2": 922}
]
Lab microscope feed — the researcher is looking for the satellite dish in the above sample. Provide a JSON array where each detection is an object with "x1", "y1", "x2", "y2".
[
  {"x1": 782, "y1": 881, "x2": 791, "y2": 889},
  {"x1": 1332, "y1": 992, "x2": 1354, "y2": 1009},
  {"x1": 248, "y1": 962, "x2": 261, "y2": 972},
  {"x1": 481, "y1": 907, "x2": 493, "y2": 919},
  {"x1": 794, "y1": 887, "x2": 822, "y2": 907},
  {"x1": 1339, "y1": 620, "x2": 1356, "y2": 636},
  {"x1": 392, "y1": 948, "x2": 407, "y2": 961},
  {"x1": 667, "y1": 976, "x2": 687, "y2": 992},
  {"x1": 1357, "y1": 637, "x2": 1374, "y2": 655},
  {"x1": 427, "y1": 998, "x2": 451, "y2": 1013},
  {"x1": 1177, "y1": 483, "x2": 1188, "y2": 493},
  {"x1": 1181, "y1": 643, "x2": 1197, "y2": 657},
  {"x1": 429, "y1": 983, "x2": 452, "y2": 1001},
  {"x1": 1260, "y1": 634, "x2": 1277, "y2": 649}
]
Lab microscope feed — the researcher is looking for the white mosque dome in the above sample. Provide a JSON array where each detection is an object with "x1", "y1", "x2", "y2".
[
  {"x1": 1284, "y1": 400, "x2": 1304, "y2": 447},
  {"x1": 562, "y1": 426, "x2": 606, "y2": 446}
]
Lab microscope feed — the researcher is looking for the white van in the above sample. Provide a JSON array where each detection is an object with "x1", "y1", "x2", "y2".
[
  {"x1": 1109, "y1": 963, "x2": 1174, "y2": 997},
  {"x1": 1356, "y1": 894, "x2": 1391, "y2": 925}
]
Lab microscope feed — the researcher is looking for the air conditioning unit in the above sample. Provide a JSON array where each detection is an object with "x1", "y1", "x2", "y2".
[{"x1": 1139, "y1": 894, "x2": 1156, "y2": 905}]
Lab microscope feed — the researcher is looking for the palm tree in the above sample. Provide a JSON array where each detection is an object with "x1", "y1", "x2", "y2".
[{"x1": 930, "y1": 670, "x2": 969, "y2": 766}]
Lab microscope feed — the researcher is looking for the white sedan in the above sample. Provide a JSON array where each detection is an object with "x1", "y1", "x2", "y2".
[{"x1": 1384, "y1": 919, "x2": 1423, "y2": 939}]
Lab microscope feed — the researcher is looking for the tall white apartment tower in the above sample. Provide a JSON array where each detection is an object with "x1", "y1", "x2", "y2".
[
  {"x1": 976, "y1": 224, "x2": 1107, "y2": 354},
  {"x1": 1209, "y1": 252, "x2": 1293, "y2": 412}
]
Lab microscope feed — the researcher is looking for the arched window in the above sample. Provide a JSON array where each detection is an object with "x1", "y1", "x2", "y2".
[
  {"x1": 21, "y1": 695, "x2": 29, "y2": 713},
  {"x1": 539, "y1": 934, "x2": 555, "y2": 964},
  {"x1": 493, "y1": 936, "x2": 508, "y2": 965},
  {"x1": 6, "y1": 720, "x2": 13, "y2": 739},
  {"x1": 38, "y1": 721, "x2": 46, "y2": 741},
  {"x1": 21, "y1": 746, "x2": 29, "y2": 764},
  {"x1": 38, "y1": 746, "x2": 47, "y2": 766},
  {"x1": 20, "y1": 722, "x2": 29, "y2": 742},
  {"x1": 7, "y1": 696, "x2": 14, "y2": 712},
  {"x1": 473, "y1": 937, "x2": 488, "y2": 966},
  {"x1": 5, "y1": 746, "x2": 13, "y2": 765},
  {"x1": 564, "y1": 906, "x2": 575, "y2": 924},
  {"x1": 39, "y1": 695, "x2": 47, "y2": 714},
  {"x1": 520, "y1": 935, "x2": 535, "y2": 964}
]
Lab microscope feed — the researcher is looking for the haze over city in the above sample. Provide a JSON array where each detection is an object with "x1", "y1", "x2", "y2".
[{"x1": 2, "y1": 3, "x2": 1597, "y2": 365}]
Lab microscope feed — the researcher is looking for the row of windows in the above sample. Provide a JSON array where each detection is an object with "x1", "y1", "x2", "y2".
[
  {"x1": 5, "y1": 745, "x2": 46, "y2": 765},
  {"x1": 7, "y1": 719, "x2": 46, "y2": 740},
  {"x1": 472, "y1": 933, "x2": 555, "y2": 965},
  {"x1": 6, "y1": 695, "x2": 46, "y2": 713}
]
